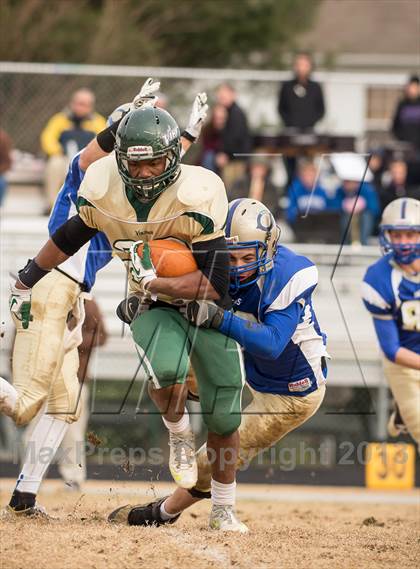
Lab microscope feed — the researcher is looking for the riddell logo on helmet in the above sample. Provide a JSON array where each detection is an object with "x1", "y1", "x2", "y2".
[{"x1": 127, "y1": 145, "x2": 153, "y2": 158}]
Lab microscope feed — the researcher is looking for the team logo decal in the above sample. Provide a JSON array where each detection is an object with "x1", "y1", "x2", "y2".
[
  {"x1": 256, "y1": 211, "x2": 273, "y2": 232},
  {"x1": 162, "y1": 127, "x2": 179, "y2": 146}
]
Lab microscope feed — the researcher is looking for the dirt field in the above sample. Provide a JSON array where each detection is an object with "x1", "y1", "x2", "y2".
[{"x1": 0, "y1": 480, "x2": 419, "y2": 569}]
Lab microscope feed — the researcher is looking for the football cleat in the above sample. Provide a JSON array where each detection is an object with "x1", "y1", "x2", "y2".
[
  {"x1": 168, "y1": 428, "x2": 197, "y2": 489},
  {"x1": 2, "y1": 503, "x2": 51, "y2": 520},
  {"x1": 108, "y1": 497, "x2": 180, "y2": 526},
  {"x1": 388, "y1": 408, "x2": 408, "y2": 438},
  {"x1": 209, "y1": 505, "x2": 249, "y2": 533}
]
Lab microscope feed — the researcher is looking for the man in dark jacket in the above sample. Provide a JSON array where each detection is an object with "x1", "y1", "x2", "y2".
[
  {"x1": 277, "y1": 53, "x2": 325, "y2": 185},
  {"x1": 278, "y1": 52, "x2": 325, "y2": 130}
]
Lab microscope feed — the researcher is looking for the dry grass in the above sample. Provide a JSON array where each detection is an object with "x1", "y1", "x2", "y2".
[{"x1": 0, "y1": 480, "x2": 419, "y2": 569}]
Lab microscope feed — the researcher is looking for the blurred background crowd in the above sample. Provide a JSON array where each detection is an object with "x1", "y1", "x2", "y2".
[
  {"x1": 0, "y1": 0, "x2": 419, "y2": 486},
  {"x1": 1, "y1": 53, "x2": 419, "y2": 247}
]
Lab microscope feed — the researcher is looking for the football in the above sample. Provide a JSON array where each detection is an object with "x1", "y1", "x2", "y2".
[{"x1": 136, "y1": 239, "x2": 198, "y2": 277}]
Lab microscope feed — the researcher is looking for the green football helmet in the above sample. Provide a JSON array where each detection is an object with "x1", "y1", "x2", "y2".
[{"x1": 115, "y1": 107, "x2": 182, "y2": 201}]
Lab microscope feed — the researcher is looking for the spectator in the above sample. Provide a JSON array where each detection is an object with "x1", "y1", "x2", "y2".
[
  {"x1": 278, "y1": 52, "x2": 325, "y2": 130},
  {"x1": 0, "y1": 126, "x2": 12, "y2": 207},
  {"x1": 333, "y1": 178, "x2": 380, "y2": 246},
  {"x1": 277, "y1": 52, "x2": 325, "y2": 184},
  {"x1": 367, "y1": 148, "x2": 387, "y2": 193},
  {"x1": 215, "y1": 83, "x2": 252, "y2": 189},
  {"x1": 230, "y1": 155, "x2": 281, "y2": 218},
  {"x1": 199, "y1": 104, "x2": 227, "y2": 173},
  {"x1": 286, "y1": 160, "x2": 331, "y2": 225},
  {"x1": 392, "y1": 75, "x2": 420, "y2": 150},
  {"x1": 379, "y1": 158, "x2": 420, "y2": 210},
  {"x1": 40, "y1": 88, "x2": 106, "y2": 210}
]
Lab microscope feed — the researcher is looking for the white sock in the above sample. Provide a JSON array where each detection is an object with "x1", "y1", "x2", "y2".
[
  {"x1": 0, "y1": 377, "x2": 18, "y2": 417},
  {"x1": 160, "y1": 499, "x2": 180, "y2": 520},
  {"x1": 162, "y1": 408, "x2": 190, "y2": 434},
  {"x1": 16, "y1": 414, "x2": 69, "y2": 495},
  {"x1": 211, "y1": 478, "x2": 236, "y2": 507}
]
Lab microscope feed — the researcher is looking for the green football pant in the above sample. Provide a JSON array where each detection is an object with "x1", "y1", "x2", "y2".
[{"x1": 131, "y1": 307, "x2": 244, "y2": 436}]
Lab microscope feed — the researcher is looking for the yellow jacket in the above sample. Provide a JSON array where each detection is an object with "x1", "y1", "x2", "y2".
[{"x1": 40, "y1": 111, "x2": 106, "y2": 156}]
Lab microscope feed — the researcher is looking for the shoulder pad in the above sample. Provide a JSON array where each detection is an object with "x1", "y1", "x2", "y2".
[
  {"x1": 177, "y1": 165, "x2": 224, "y2": 207},
  {"x1": 82, "y1": 154, "x2": 119, "y2": 201}
]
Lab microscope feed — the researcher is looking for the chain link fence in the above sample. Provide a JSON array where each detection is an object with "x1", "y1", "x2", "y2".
[{"x1": 0, "y1": 62, "x2": 407, "y2": 155}]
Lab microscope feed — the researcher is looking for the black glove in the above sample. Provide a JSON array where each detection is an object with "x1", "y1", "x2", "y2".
[
  {"x1": 116, "y1": 294, "x2": 149, "y2": 325},
  {"x1": 181, "y1": 300, "x2": 224, "y2": 329}
]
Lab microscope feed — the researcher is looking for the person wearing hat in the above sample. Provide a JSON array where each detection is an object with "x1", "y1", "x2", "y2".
[{"x1": 330, "y1": 153, "x2": 380, "y2": 246}]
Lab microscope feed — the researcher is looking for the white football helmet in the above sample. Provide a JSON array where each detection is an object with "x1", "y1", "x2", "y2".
[
  {"x1": 225, "y1": 198, "x2": 280, "y2": 291},
  {"x1": 379, "y1": 197, "x2": 420, "y2": 264}
]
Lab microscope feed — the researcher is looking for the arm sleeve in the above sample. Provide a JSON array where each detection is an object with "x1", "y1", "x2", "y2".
[
  {"x1": 51, "y1": 214, "x2": 98, "y2": 256},
  {"x1": 192, "y1": 236, "x2": 230, "y2": 304},
  {"x1": 372, "y1": 317, "x2": 400, "y2": 362},
  {"x1": 96, "y1": 116, "x2": 124, "y2": 152},
  {"x1": 219, "y1": 301, "x2": 302, "y2": 360}
]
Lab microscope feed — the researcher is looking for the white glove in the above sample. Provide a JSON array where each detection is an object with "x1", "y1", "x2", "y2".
[
  {"x1": 130, "y1": 241, "x2": 158, "y2": 300},
  {"x1": 184, "y1": 92, "x2": 208, "y2": 140},
  {"x1": 131, "y1": 77, "x2": 161, "y2": 110},
  {"x1": 9, "y1": 283, "x2": 33, "y2": 329}
]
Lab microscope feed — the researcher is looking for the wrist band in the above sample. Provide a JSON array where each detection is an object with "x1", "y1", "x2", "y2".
[
  {"x1": 181, "y1": 130, "x2": 196, "y2": 143},
  {"x1": 18, "y1": 259, "x2": 50, "y2": 288}
]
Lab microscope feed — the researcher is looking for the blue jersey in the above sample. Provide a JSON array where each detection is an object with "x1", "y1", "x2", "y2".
[
  {"x1": 48, "y1": 154, "x2": 112, "y2": 291},
  {"x1": 220, "y1": 245, "x2": 328, "y2": 396},
  {"x1": 362, "y1": 254, "x2": 420, "y2": 355}
]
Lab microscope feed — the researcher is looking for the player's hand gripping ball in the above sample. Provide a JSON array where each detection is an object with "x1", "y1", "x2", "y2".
[
  {"x1": 9, "y1": 284, "x2": 33, "y2": 329},
  {"x1": 133, "y1": 240, "x2": 198, "y2": 279},
  {"x1": 130, "y1": 239, "x2": 198, "y2": 298}
]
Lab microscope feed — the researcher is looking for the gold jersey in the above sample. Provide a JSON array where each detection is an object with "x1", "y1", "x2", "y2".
[{"x1": 77, "y1": 154, "x2": 228, "y2": 298}]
